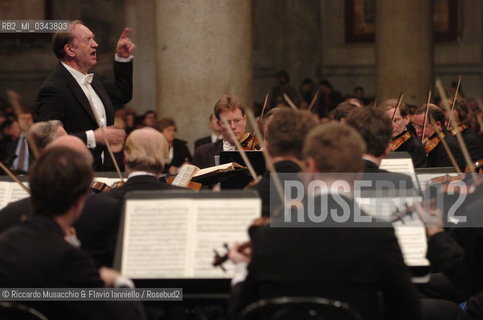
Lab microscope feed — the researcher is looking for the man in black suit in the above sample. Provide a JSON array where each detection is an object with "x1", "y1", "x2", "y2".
[
  {"x1": 249, "y1": 109, "x2": 317, "y2": 217},
  {"x1": 75, "y1": 128, "x2": 184, "y2": 267},
  {"x1": 194, "y1": 113, "x2": 223, "y2": 150},
  {"x1": 0, "y1": 146, "x2": 144, "y2": 320},
  {"x1": 346, "y1": 107, "x2": 415, "y2": 191},
  {"x1": 230, "y1": 122, "x2": 422, "y2": 320},
  {"x1": 380, "y1": 98, "x2": 427, "y2": 168},
  {"x1": 413, "y1": 104, "x2": 465, "y2": 170},
  {"x1": 443, "y1": 98, "x2": 483, "y2": 163},
  {"x1": 192, "y1": 95, "x2": 260, "y2": 169},
  {"x1": 35, "y1": 20, "x2": 135, "y2": 169},
  {"x1": 0, "y1": 133, "x2": 84, "y2": 235}
]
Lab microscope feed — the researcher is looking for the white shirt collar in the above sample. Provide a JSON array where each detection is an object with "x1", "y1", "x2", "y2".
[
  {"x1": 61, "y1": 62, "x2": 93, "y2": 84},
  {"x1": 128, "y1": 171, "x2": 157, "y2": 179},
  {"x1": 222, "y1": 139, "x2": 236, "y2": 151}
]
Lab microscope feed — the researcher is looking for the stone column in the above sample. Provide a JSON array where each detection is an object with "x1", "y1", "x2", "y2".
[
  {"x1": 155, "y1": 0, "x2": 253, "y2": 149},
  {"x1": 375, "y1": 1, "x2": 433, "y2": 105},
  {"x1": 125, "y1": 0, "x2": 157, "y2": 114}
]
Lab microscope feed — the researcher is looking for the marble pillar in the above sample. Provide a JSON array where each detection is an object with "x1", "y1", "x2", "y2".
[
  {"x1": 154, "y1": 0, "x2": 253, "y2": 149},
  {"x1": 375, "y1": 0, "x2": 433, "y2": 105}
]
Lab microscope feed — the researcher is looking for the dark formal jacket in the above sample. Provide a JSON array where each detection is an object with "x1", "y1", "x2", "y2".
[
  {"x1": 163, "y1": 138, "x2": 192, "y2": 173},
  {"x1": 0, "y1": 214, "x2": 133, "y2": 320},
  {"x1": 194, "y1": 135, "x2": 212, "y2": 150},
  {"x1": 35, "y1": 61, "x2": 132, "y2": 169},
  {"x1": 458, "y1": 127, "x2": 483, "y2": 163},
  {"x1": 392, "y1": 131, "x2": 427, "y2": 168},
  {"x1": 249, "y1": 160, "x2": 301, "y2": 217},
  {"x1": 191, "y1": 139, "x2": 223, "y2": 169},
  {"x1": 0, "y1": 197, "x2": 31, "y2": 234},
  {"x1": 75, "y1": 174, "x2": 184, "y2": 267},
  {"x1": 232, "y1": 195, "x2": 422, "y2": 320},
  {"x1": 427, "y1": 193, "x2": 483, "y2": 297},
  {"x1": 426, "y1": 131, "x2": 465, "y2": 170}
]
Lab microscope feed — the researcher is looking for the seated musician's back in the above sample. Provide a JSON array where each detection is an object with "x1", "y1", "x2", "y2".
[{"x1": 231, "y1": 123, "x2": 422, "y2": 320}]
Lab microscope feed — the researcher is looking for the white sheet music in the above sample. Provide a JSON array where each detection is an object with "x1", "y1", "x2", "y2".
[
  {"x1": 356, "y1": 196, "x2": 429, "y2": 267},
  {"x1": 0, "y1": 181, "x2": 30, "y2": 210},
  {"x1": 380, "y1": 156, "x2": 418, "y2": 190},
  {"x1": 416, "y1": 173, "x2": 460, "y2": 192},
  {"x1": 120, "y1": 196, "x2": 260, "y2": 279}
]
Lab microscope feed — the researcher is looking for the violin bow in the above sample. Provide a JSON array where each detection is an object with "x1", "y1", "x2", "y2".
[
  {"x1": 307, "y1": 89, "x2": 319, "y2": 112},
  {"x1": 100, "y1": 126, "x2": 124, "y2": 182},
  {"x1": 428, "y1": 113, "x2": 462, "y2": 174},
  {"x1": 446, "y1": 76, "x2": 461, "y2": 130},
  {"x1": 436, "y1": 78, "x2": 476, "y2": 179},
  {"x1": 90, "y1": 105, "x2": 124, "y2": 182},
  {"x1": 421, "y1": 90, "x2": 432, "y2": 142},
  {"x1": 220, "y1": 116, "x2": 258, "y2": 182},
  {"x1": 0, "y1": 161, "x2": 31, "y2": 194},
  {"x1": 283, "y1": 93, "x2": 298, "y2": 111},
  {"x1": 391, "y1": 92, "x2": 405, "y2": 122},
  {"x1": 257, "y1": 93, "x2": 269, "y2": 134},
  {"x1": 246, "y1": 109, "x2": 285, "y2": 203}
]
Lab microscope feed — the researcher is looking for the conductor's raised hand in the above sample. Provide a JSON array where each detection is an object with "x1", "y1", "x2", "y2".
[{"x1": 116, "y1": 27, "x2": 136, "y2": 58}]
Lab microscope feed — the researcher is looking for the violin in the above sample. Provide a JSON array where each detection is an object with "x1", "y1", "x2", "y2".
[
  {"x1": 450, "y1": 125, "x2": 468, "y2": 136},
  {"x1": 423, "y1": 133, "x2": 444, "y2": 154},
  {"x1": 239, "y1": 133, "x2": 261, "y2": 150},
  {"x1": 212, "y1": 216, "x2": 270, "y2": 272},
  {"x1": 390, "y1": 132, "x2": 411, "y2": 151},
  {"x1": 90, "y1": 180, "x2": 126, "y2": 193}
]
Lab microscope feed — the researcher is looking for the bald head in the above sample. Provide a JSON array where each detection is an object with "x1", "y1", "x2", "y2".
[
  {"x1": 45, "y1": 135, "x2": 93, "y2": 164},
  {"x1": 124, "y1": 128, "x2": 169, "y2": 175}
]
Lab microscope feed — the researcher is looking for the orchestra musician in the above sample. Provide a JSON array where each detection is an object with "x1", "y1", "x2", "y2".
[
  {"x1": 230, "y1": 122, "x2": 423, "y2": 320},
  {"x1": 442, "y1": 98, "x2": 483, "y2": 163},
  {"x1": 379, "y1": 98, "x2": 427, "y2": 168},
  {"x1": 0, "y1": 146, "x2": 145, "y2": 320},
  {"x1": 0, "y1": 134, "x2": 91, "y2": 234},
  {"x1": 248, "y1": 109, "x2": 318, "y2": 217},
  {"x1": 413, "y1": 104, "x2": 465, "y2": 169},
  {"x1": 191, "y1": 95, "x2": 261, "y2": 169},
  {"x1": 75, "y1": 127, "x2": 184, "y2": 267}
]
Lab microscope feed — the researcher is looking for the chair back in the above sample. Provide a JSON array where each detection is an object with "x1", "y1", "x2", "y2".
[
  {"x1": 239, "y1": 296, "x2": 363, "y2": 320},
  {"x1": 0, "y1": 302, "x2": 48, "y2": 320}
]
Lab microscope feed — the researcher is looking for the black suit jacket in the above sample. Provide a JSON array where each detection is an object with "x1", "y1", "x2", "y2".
[
  {"x1": 0, "y1": 214, "x2": 137, "y2": 320},
  {"x1": 163, "y1": 138, "x2": 192, "y2": 173},
  {"x1": 35, "y1": 61, "x2": 132, "y2": 168},
  {"x1": 232, "y1": 195, "x2": 422, "y2": 320},
  {"x1": 75, "y1": 175, "x2": 184, "y2": 267},
  {"x1": 393, "y1": 131, "x2": 427, "y2": 168},
  {"x1": 0, "y1": 197, "x2": 31, "y2": 234},
  {"x1": 249, "y1": 160, "x2": 301, "y2": 217},
  {"x1": 191, "y1": 139, "x2": 223, "y2": 169},
  {"x1": 460, "y1": 127, "x2": 483, "y2": 163},
  {"x1": 427, "y1": 194, "x2": 483, "y2": 297},
  {"x1": 194, "y1": 135, "x2": 212, "y2": 150},
  {"x1": 427, "y1": 131, "x2": 465, "y2": 170}
]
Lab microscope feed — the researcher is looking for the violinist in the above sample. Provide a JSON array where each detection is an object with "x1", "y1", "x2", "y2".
[
  {"x1": 75, "y1": 127, "x2": 184, "y2": 267},
  {"x1": 413, "y1": 104, "x2": 465, "y2": 169},
  {"x1": 346, "y1": 108, "x2": 415, "y2": 190},
  {"x1": 230, "y1": 122, "x2": 423, "y2": 320},
  {"x1": 442, "y1": 98, "x2": 483, "y2": 163},
  {"x1": 0, "y1": 134, "x2": 88, "y2": 234},
  {"x1": 380, "y1": 99, "x2": 427, "y2": 168},
  {"x1": 248, "y1": 109, "x2": 318, "y2": 217},
  {"x1": 191, "y1": 95, "x2": 261, "y2": 169}
]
